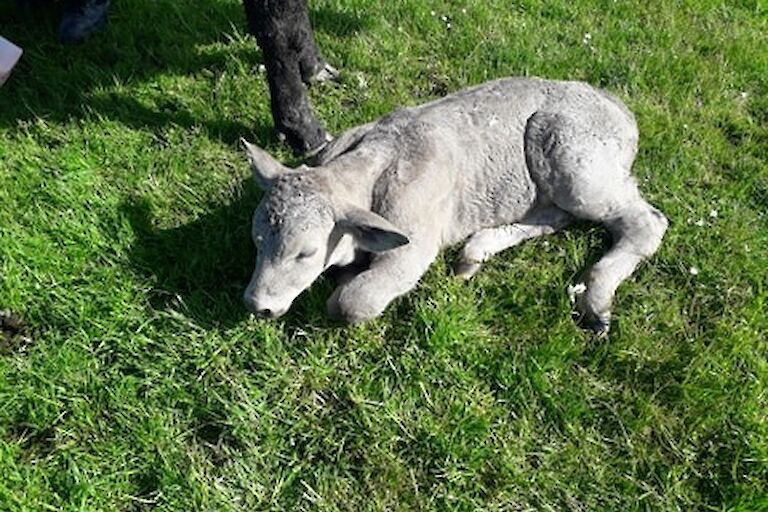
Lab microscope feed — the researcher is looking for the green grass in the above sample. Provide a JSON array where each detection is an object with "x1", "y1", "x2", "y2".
[{"x1": 1, "y1": 0, "x2": 766, "y2": 510}]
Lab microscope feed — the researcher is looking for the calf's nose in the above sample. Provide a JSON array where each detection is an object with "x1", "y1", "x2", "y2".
[
  {"x1": 243, "y1": 295, "x2": 281, "y2": 319},
  {"x1": 255, "y1": 308, "x2": 274, "y2": 319},
  {"x1": 243, "y1": 293, "x2": 261, "y2": 313},
  {"x1": 243, "y1": 289, "x2": 289, "y2": 319}
]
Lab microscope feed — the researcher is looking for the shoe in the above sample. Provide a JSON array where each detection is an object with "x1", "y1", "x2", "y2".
[{"x1": 57, "y1": 0, "x2": 110, "y2": 44}]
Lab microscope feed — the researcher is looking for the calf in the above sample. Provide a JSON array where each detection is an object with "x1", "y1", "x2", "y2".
[{"x1": 241, "y1": 77, "x2": 668, "y2": 334}]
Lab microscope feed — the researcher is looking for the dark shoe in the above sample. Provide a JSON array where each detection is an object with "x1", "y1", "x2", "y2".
[{"x1": 57, "y1": 0, "x2": 110, "y2": 44}]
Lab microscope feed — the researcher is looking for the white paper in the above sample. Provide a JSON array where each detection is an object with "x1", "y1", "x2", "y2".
[{"x1": 0, "y1": 36, "x2": 23, "y2": 87}]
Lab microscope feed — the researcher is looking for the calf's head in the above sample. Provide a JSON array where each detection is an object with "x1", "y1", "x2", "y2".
[{"x1": 241, "y1": 139, "x2": 409, "y2": 318}]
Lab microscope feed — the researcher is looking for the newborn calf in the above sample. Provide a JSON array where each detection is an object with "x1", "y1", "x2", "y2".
[{"x1": 242, "y1": 77, "x2": 667, "y2": 333}]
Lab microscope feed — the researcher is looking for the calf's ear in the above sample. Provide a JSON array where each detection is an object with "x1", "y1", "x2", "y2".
[
  {"x1": 337, "y1": 207, "x2": 410, "y2": 252},
  {"x1": 240, "y1": 138, "x2": 289, "y2": 189}
]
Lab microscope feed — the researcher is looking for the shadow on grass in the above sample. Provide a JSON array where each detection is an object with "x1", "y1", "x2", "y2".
[
  {"x1": 0, "y1": 0, "x2": 372, "y2": 144},
  {"x1": 122, "y1": 181, "x2": 258, "y2": 329},
  {"x1": 1, "y1": 0, "x2": 246, "y2": 133}
]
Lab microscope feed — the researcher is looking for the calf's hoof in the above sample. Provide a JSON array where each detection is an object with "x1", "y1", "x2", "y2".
[
  {"x1": 572, "y1": 308, "x2": 611, "y2": 337},
  {"x1": 581, "y1": 314, "x2": 611, "y2": 337},
  {"x1": 454, "y1": 259, "x2": 481, "y2": 280},
  {"x1": 567, "y1": 282, "x2": 609, "y2": 336},
  {"x1": 326, "y1": 291, "x2": 379, "y2": 325}
]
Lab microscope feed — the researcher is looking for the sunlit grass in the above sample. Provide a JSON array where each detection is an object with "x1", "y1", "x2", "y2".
[{"x1": 0, "y1": 0, "x2": 766, "y2": 510}]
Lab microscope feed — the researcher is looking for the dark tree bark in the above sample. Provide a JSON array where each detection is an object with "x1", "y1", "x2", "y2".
[{"x1": 243, "y1": 0, "x2": 331, "y2": 155}]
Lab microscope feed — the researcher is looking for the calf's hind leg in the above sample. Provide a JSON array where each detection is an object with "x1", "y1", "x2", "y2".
[
  {"x1": 525, "y1": 110, "x2": 667, "y2": 333},
  {"x1": 455, "y1": 206, "x2": 573, "y2": 279},
  {"x1": 574, "y1": 201, "x2": 667, "y2": 334}
]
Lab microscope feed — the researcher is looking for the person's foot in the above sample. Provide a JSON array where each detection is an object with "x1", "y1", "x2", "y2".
[{"x1": 57, "y1": 0, "x2": 110, "y2": 44}]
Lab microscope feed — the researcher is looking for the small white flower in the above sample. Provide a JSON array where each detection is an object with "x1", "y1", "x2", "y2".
[
  {"x1": 689, "y1": 266, "x2": 699, "y2": 276},
  {"x1": 257, "y1": 64, "x2": 266, "y2": 73},
  {"x1": 567, "y1": 283, "x2": 587, "y2": 303},
  {"x1": 740, "y1": 91, "x2": 749, "y2": 99},
  {"x1": 442, "y1": 15, "x2": 448, "y2": 22},
  {"x1": 355, "y1": 72, "x2": 368, "y2": 90},
  {"x1": 461, "y1": 8, "x2": 467, "y2": 14},
  {"x1": 582, "y1": 32, "x2": 592, "y2": 44},
  {"x1": 430, "y1": 10, "x2": 436, "y2": 16},
  {"x1": 709, "y1": 209, "x2": 718, "y2": 218},
  {"x1": 694, "y1": 219, "x2": 705, "y2": 227},
  {"x1": 446, "y1": 22, "x2": 452, "y2": 29}
]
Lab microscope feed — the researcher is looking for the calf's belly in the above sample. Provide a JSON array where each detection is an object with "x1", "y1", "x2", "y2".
[{"x1": 446, "y1": 159, "x2": 538, "y2": 245}]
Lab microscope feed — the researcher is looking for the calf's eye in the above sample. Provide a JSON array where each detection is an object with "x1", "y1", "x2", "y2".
[{"x1": 296, "y1": 248, "x2": 318, "y2": 260}]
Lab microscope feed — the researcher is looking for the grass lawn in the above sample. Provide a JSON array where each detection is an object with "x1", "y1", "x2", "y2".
[{"x1": 1, "y1": 0, "x2": 766, "y2": 510}]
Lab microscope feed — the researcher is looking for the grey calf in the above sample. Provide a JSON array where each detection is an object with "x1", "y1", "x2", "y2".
[{"x1": 242, "y1": 77, "x2": 668, "y2": 333}]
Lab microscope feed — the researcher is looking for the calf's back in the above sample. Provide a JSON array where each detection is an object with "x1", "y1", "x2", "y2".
[{"x1": 317, "y1": 77, "x2": 637, "y2": 245}]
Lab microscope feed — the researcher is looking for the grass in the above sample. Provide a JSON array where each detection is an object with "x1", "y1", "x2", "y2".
[{"x1": 0, "y1": 0, "x2": 766, "y2": 510}]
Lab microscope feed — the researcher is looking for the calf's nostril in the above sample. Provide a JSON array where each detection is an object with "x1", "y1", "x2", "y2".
[{"x1": 256, "y1": 308, "x2": 273, "y2": 319}]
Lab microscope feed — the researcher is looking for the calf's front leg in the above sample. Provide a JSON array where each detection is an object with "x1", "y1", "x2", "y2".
[{"x1": 327, "y1": 240, "x2": 439, "y2": 323}]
